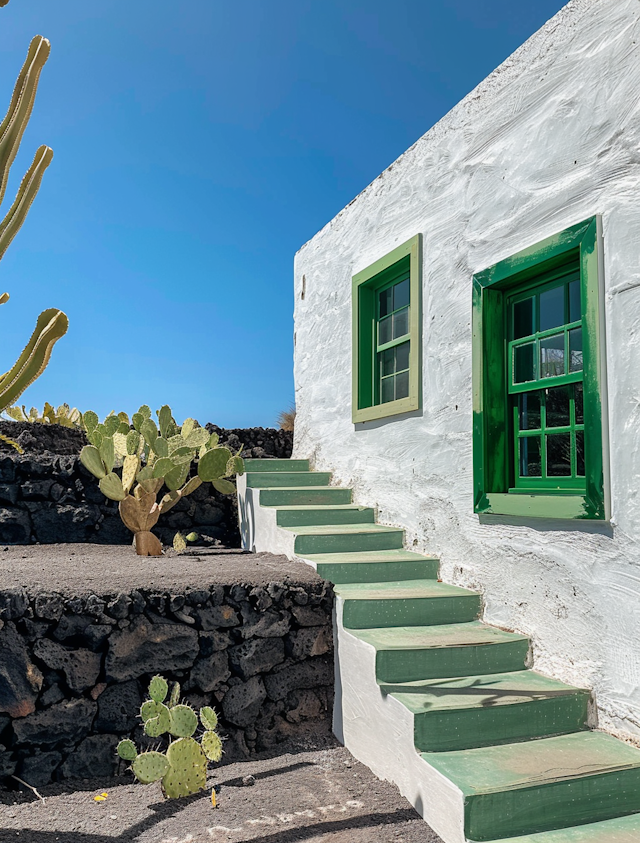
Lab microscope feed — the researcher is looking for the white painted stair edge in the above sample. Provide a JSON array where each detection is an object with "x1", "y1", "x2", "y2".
[{"x1": 237, "y1": 477, "x2": 468, "y2": 843}]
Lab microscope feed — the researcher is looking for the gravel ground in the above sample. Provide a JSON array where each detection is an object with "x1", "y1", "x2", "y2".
[{"x1": 0, "y1": 738, "x2": 443, "y2": 843}]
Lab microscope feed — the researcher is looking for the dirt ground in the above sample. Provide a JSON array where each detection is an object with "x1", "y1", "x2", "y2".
[{"x1": 0, "y1": 737, "x2": 443, "y2": 843}]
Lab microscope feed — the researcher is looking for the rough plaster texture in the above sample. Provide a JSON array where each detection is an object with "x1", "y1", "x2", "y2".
[{"x1": 292, "y1": 0, "x2": 640, "y2": 739}]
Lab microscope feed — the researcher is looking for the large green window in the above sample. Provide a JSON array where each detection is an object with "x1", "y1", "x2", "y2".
[
  {"x1": 473, "y1": 217, "x2": 608, "y2": 519},
  {"x1": 352, "y1": 235, "x2": 421, "y2": 423}
]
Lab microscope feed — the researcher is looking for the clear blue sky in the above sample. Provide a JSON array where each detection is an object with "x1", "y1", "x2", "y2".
[{"x1": 0, "y1": 0, "x2": 566, "y2": 428}]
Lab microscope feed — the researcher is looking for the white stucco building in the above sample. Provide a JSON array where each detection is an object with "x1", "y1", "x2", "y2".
[{"x1": 292, "y1": 0, "x2": 640, "y2": 742}]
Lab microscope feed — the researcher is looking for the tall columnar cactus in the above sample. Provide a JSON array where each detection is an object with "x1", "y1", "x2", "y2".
[
  {"x1": 80, "y1": 405, "x2": 244, "y2": 556},
  {"x1": 117, "y1": 675, "x2": 223, "y2": 801},
  {"x1": 0, "y1": 24, "x2": 68, "y2": 446}
]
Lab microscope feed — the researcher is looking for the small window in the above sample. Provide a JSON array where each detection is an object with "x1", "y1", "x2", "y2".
[{"x1": 352, "y1": 235, "x2": 421, "y2": 423}]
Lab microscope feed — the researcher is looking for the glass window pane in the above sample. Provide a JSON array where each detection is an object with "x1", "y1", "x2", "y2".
[
  {"x1": 395, "y1": 340, "x2": 410, "y2": 373},
  {"x1": 393, "y1": 278, "x2": 410, "y2": 310},
  {"x1": 379, "y1": 287, "x2": 392, "y2": 318},
  {"x1": 547, "y1": 433, "x2": 572, "y2": 476},
  {"x1": 569, "y1": 279, "x2": 581, "y2": 323},
  {"x1": 520, "y1": 437, "x2": 541, "y2": 477},
  {"x1": 395, "y1": 371, "x2": 409, "y2": 400},
  {"x1": 380, "y1": 348, "x2": 394, "y2": 377},
  {"x1": 569, "y1": 328, "x2": 583, "y2": 372},
  {"x1": 540, "y1": 333, "x2": 565, "y2": 378},
  {"x1": 513, "y1": 297, "x2": 534, "y2": 339},
  {"x1": 576, "y1": 431, "x2": 585, "y2": 476},
  {"x1": 393, "y1": 307, "x2": 409, "y2": 340},
  {"x1": 545, "y1": 386, "x2": 570, "y2": 428},
  {"x1": 519, "y1": 392, "x2": 541, "y2": 430},
  {"x1": 378, "y1": 315, "x2": 392, "y2": 346},
  {"x1": 575, "y1": 383, "x2": 584, "y2": 425},
  {"x1": 381, "y1": 376, "x2": 394, "y2": 404},
  {"x1": 514, "y1": 343, "x2": 535, "y2": 383},
  {"x1": 539, "y1": 285, "x2": 565, "y2": 332}
]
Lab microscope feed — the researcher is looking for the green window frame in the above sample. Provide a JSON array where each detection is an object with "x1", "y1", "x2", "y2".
[
  {"x1": 352, "y1": 234, "x2": 422, "y2": 423},
  {"x1": 472, "y1": 217, "x2": 608, "y2": 519}
]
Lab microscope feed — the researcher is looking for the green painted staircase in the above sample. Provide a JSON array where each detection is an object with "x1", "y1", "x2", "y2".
[{"x1": 240, "y1": 458, "x2": 640, "y2": 843}]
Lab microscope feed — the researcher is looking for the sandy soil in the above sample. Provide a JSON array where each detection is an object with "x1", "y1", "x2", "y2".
[{"x1": 0, "y1": 737, "x2": 443, "y2": 843}]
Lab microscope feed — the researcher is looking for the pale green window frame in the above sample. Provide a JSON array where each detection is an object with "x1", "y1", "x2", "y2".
[{"x1": 352, "y1": 234, "x2": 422, "y2": 423}]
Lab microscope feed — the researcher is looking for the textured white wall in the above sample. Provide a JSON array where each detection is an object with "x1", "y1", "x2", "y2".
[{"x1": 292, "y1": 0, "x2": 640, "y2": 740}]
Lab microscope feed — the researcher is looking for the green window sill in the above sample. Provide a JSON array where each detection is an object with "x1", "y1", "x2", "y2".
[
  {"x1": 478, "y1": 493, "x2": 605, "y2": 520},
  {"x1": 353, "y1": 394, "x2": 419, "y2": 424}
]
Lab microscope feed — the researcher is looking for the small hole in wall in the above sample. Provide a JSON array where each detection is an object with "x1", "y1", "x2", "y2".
[{"x1": 301, "y1": 275, "x2": 306, "y2": 300}]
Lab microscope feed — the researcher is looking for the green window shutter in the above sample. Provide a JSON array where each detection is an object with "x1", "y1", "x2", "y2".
[
  {"x1": 472, "y1": 217, "x2": 608, "y2": 520},
  {"x1": 352, "y1": 234, "x2": 422, "y2": 423}
]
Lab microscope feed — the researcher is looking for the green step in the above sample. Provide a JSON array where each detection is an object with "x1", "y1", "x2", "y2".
[
  {"x1": 259, "y1": 486, "x2": 352, "y2": 506},
  {"x1": 310, "y1": 549, "x2": 439, "y2": 583},
  {"x1": 285, "y1": 523, "x2": 404, "y2": 555},
  {"x1": 353, "y1": 621, "x2": 530, "y2": 683},
  {"x1": 336, "y1": 579, "x2": 481, "y2": 628},
  {"x1": 246, "y1": 471, "x2": 332, "y2": 488},
  {"x1": 425, "y1": 731, "x2": 640, "y2": 841},
  {"x1": 243, "y1": 458, "x2": 310, "y2": 472},
  {"x1": 488, "y1": 812, "x2": 640, "y2": 842},
  {"x1": 275, "y1": 504, "x2": 376, "y2": 527},
  {"x1": 382, "y1": 670, "x2": 590, "y2": 752}
]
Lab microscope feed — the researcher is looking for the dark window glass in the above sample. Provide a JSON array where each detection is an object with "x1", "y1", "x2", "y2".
[
  {"x1": 380, "y1": 348, "x2": 394, "y2": 377},
  {"x1": 569, "y1": 279, "x2": 581, "y2": 323},
  {"x1": 576, "y1": 432, "x2": 585, "y2": 476},
  {"x1": 396, "y1": 341, "x2": 410, "y2": 373},
  {"x1": 569, "y1": 328, "x2": 583, "y2": 372},
  {"x1": 575, "y1": 383, "x2": 584, "y2": 424},
  {"x1": 547, "y1": 433, "x2": 572, "y2": 476},
  {"x1": 520, "y1": 437, "x2": 541, "y2": 477},
  {"x1": 546, "y1": 386, "x2": 570, "y2": 428},
  {"x1": 379, "y1": 315, "x2": 392, "y2": 345},
  {"x1": 393, "y1": 307, "x2": 409, "y2": 339},
  {"x1": 381, "y1": 377, "x2": 394, "y2": 404},
  {"x1": 539, "y1": 286, "x2": 565, "y2": 332},
  {"x1": 393, "y1": 278, "x2": 410, "y2": 310},
  {"x1": 395, "y1": 371, "x2": 409, "y2": 400},
  {"x1": 513, "y1": 297, "x2": 534, "y2": 339},
  {"x1": 540, "y1": 333, "x2": 565, "y2": 378},
  {"x1": 379, "y1": 287, "x2": 392, "y2": 318},
  {"x1": 514, "y1": 343, "x2": 535, "y2": 383},
  {"x1": 519, "y1": 392, "x2": 541, "y2": 430}
]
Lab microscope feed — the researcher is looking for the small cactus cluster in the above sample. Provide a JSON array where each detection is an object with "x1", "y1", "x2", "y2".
[
  {"x1": 4, "y1": 402, "x2": 83, "y2": 427},
  {"x1": 79, "y1": 404, "x2": 243, "y2": 555},
  {"x1": 117, "y1": 675, "x2": 223, "y2": 800}
]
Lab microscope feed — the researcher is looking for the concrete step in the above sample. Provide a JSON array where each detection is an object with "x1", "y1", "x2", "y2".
[
  {"x1": 308, "y1": 549, "x2": 440, "y2": 583},
  {"x1": 487, "y1": 812, "x2": 640, "y2": 842},
  {"x1": 243, "y1": 458, "x2": 310, "y2": 472},
  {"x1": 284, "y1": 523, "x2": 405, "y2": 555},
  {"x1": 336, "y1": 579, "x2": 481, "y2": 629},
  {"x1": 381, "y1": 669, "x2": 590, "y2": 752},
  {"x1": 259, "y1": 486, "x2": 352, "y2": 506},
  {"x1": 275, "y1": 504, "x2": 376, "y2": 527},
  {"x1": 353, "y1": 621, "x2": 530, "y2": 683},
  {"x1": 425, "y1": 731, "x2": 640, "y2": 841},
  {"x1": 245, "y1": 471, "x2": 332, "y2": 488}
]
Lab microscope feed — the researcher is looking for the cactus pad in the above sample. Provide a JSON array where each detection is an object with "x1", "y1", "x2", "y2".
[
  {"x1": 200, "y1": 706, "x2": 218, "y2": 731},
  {"x1": 162, "y1": 738, "x2": 207, "y2": 799},
  {"x1": 212, "y1": 478, "x2": 236, "y2": 495},
  {"x1": 148, "y1": 675, "x2": 168, "y2": 703},
  {"x1": 169, "y1": 704, "x2": 198, "y2": 738},
  {"x1": 168, "y1": 681, "x2": 181, "y2": 708},
  {"x1": 99, "y1": 472, "x2": 126, "y2": 501},
  {"x1": 197, "y1": 447, "x2": 232, "y2": 482},
  {"x1": 140, "y1": 699, "x2": 167, "y2": 722},
  {"x1": 79, "y1": 445, "x2": 107, "y2": 479},
  {"x1": 117, "y1": 739, "x2": 137, "y2": 761},
  {"x1": 201, "y1": 730, "x2": 223, "y2": 763},
  {"x1": 83, "y1": 410, "x2": 99, "y2": 433},
  {"x1": 132, "y1": 751, "x2": 171, "y2": 784},
  {"x1": 144, "y1": 703, "x2": 171, "y2": 738}
]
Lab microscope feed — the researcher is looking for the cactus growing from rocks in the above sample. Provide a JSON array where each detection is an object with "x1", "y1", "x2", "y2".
[
  {"x1": 79, "y1": 404, "x2": 243, "y2": 556},
  {"x1": 117, "y1": 675, "x2": 223, "y2": 800}
]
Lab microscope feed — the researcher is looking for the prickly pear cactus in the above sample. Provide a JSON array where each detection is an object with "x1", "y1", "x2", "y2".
[{"x1": 116, "y1": 675, "x2": 224, "y2": 800}]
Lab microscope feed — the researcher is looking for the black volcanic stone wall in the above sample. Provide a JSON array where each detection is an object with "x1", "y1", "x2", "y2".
[
  {"x1": 0, "y1": 421, "x2": 293, "y2": 547},
  {"x1": 0, "y1": 578, "x2": 333, "y2": 785}
]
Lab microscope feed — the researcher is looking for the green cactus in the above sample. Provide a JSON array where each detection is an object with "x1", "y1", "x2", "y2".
[
  {"x1": 116, "y1": 675, "x2": 222, "y2": 800},
  {"x1": 80, "y1": 405, "x2": 243, "y2": 556}
]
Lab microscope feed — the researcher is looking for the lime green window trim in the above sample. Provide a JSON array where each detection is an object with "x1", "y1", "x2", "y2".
[
  {"x1": 352, "y1": 234, "x2": 422, "y2": 423},
  {"x1": 472, "y1": 216, "x2": 608, "y2": 520}
]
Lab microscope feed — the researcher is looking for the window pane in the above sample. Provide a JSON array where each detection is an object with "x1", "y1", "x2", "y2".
[
  {"x1": 539, "y1": 286, "x2": 565, "y2": 332},
  {"x1": 520, "y1": 437, "x2": 541, "y2": 477},
  {"x1": 378, "y1": 315, "x2": 392, "y2": 345},
  {"x1": 393, "y1": 278, "x2": 410, "y2": 310},
  {"x1": 395, "y1": 340, "x2": 410, "y2": 373},
  {"x1": 381, "y1": 376, "x2": 394, "y2": 404},
  {"x1": 380, "y1": 348, "x2": 394, "y2": 377},
  {"x1": 514, "y1": 343, "x2": 535, "y2": 383},
  {"x1": 395, "y1": 371, "x2": 409, "y2": 400},
  {"x1": 569, "y1": 279, "x2": 581, "y2": 323},
  {"x1": 519, "y1": 392, "x2": 541, "y2": 430},
  {"x1": 576, "y1": 431, "x2": 585, "y2": 476},
  {"x1": 545, "y1": 386, "x2": 570, "y2": 428},
  {"x1": 513, "y1": 297, "x2": 534, "y2": 339},
  {"x1": 575, "y1": 383, "x2": 584, "y2": 424},
  {"x1": 547, "y1": 433, "x2": 572, "y2": 476},
  {"x1": 540, "y1": 333, "x2": 565, "y2": 378},
  {"x1": 569, "y1": 328, "x2": 583, "y2": 372},
  {"x1": 379, "y1": 287, "x2": 392, "y2": 318},
  {"x1": 393, "y1": 307, "x2": 409, "y2": 339}
]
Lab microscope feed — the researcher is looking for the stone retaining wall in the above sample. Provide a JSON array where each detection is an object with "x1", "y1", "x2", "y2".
[
  {"x1": 0, "y1": 576, "x2": 333, "y2": 787},
  {"x1": 0, "y1": 422, "x2": 293, "y2": 548}
]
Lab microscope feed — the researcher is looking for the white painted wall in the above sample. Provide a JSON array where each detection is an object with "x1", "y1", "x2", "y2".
[{"x1": 292, "y1": 0, "x2": 640, "y2": 741}]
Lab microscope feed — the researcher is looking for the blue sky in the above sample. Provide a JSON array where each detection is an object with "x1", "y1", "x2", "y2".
[{"x1": 0, "y1": 0, "x2": 567, "y2": 428}]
